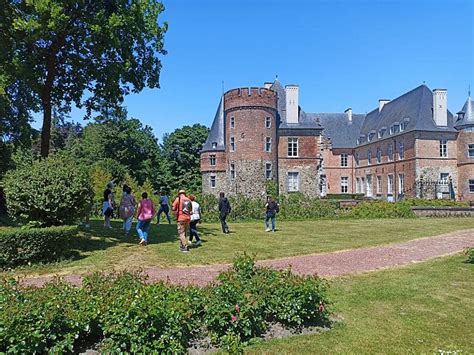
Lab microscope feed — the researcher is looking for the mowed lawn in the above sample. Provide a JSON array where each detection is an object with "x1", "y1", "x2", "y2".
[
  {"x1": 246, "y1": 254, "x2": 474, "y2": 354},
  {"x1": 2, "y1": 217, "x2": 474, "y2": 278}
]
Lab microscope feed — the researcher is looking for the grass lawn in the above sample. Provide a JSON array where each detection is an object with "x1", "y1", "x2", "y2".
[
  {"x1": 2, "y1": 217, "x2": 474, "y2": 278},
  {"x1": 246, "y1": 254, "x2": 474, "y2": 354}
]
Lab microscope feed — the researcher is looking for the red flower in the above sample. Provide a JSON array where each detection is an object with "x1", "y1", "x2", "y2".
[
  {"x1": 231, "y1": 315, "x2": 238, "y2": 322},
  {"x1": 319, "y1": 302, "x2": 325, "y2": 312},
  {"x1": 235, "y1": 304, "x2": 240, "y2": 313}
]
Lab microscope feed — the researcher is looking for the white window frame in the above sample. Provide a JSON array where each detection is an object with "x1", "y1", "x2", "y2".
[
  {"x1": 469, "y1": 179, "x2": 474, "y2": 193},
  {"x1": 388, "y1": 175, "x2": 394, "y2": 195},
  {"x1": 398, "y1": 142, "x2": 404, "y2": 160},
  {"x1": 376, "y1": 175, "x2": 382, "y2": 194},
  {"x1": 265, "y1": 162, "x2": 272, "y2": 180},
  {"x1": 356, "y1": 178, "x2": 360, "y2": 193},
  {"x1": 265, "y1": 137, "x2": 272, "y2": 152},
  {"x1": 367, "y1": 150, "x2": 372, "y2": 165},
  {"x1": 230, "y1": 116, "x2": 235, "y2": 129},
  {"x1": 209, "y1": 155, "x2": 216, "y2": 166},
  {"x1": 376, "y1": 147, "x2": 382, "y2": 164},
  {"x1": 265, "y1": 116, "x2": 271, "y2": 128},
  {"x1": 468, "y1": 144, "x2": 474, "y2": 158},
  {"x1": 230, "y1": 163, "x2": 236, "y2": 180},
  {"x1": 398, "y1": 173, "x2": 405, "y2": 195},
  {"x1": 210, "y1": 175, "x2": 216, "y2": 188},
  {"x1": 440, "y1": 139, "x2": 448, "y2": 158},
  {"x1": 288, "y1": 137, "x2": 298, "y2": 157},
  {"x1": 366, "y1": 175, "x2": 372, "y2": 197},
  {"x1": 340, "y1": 153, "x2": 348, "y2": 167},
  {"x1": 341, "y1": 176, "x2": 349, "y2": 193},
  {"x1": 355, "y1": 152, "x2": 360, "y2": 167},
  {"x1": 387, "y1": 144, "x2": 393, "y2": 161},
  {"x1": 288, "y1": 172, "x2": 299, "y2": 192},
  {"x1": 230, "y1": 136, "x2": 235, "y2": 152}
]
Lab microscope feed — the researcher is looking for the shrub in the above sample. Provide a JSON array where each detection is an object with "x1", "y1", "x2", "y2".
[
  {"x1": 0, "y1": 226, "x2": 77, "y2": 268},
  {"x1": 348, "y1": 201, "x2": 415, "y2": 218},
  {"x1": 402, "y1": 198, "x2": 469, "y2": 207},
  {"x1": 325, "y1": 193, "x2": 364, "y2": 200},
  {"x1": 465, "y1": 248, "x2": 474, "y2": 264},
  {"x1": 3, "y1": 154, "x2": 94, "y2": 226}
]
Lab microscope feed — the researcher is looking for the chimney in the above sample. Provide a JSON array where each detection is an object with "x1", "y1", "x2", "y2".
[
  {"x1": 285, "y1": 85, "x2": 299, "y2": 124},
  {"x1": 264, "y1": 82, "x2": 272, "y2": 89},
  {"x1": 433, "y1": 89, "x2": 448, "y2": 126},
  {"x1": 344, "y1": 107, "x2": 353, "y2": 122},
  {"x1": 378, "y1": 99, "x2": 390, "y2": 112}
]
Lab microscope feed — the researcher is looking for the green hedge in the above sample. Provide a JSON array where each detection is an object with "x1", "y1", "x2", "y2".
[
  {"x1": 0, "y1": 255, "x2": 330, "y2": 353},
  {"x1": 465, "y1": 248, "x2": 474, "y2": 264},
  {"x1": 0, "y1": 226, "x2": 77, "y2": 268}
]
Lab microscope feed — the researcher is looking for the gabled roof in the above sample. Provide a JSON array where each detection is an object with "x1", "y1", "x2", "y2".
[
  {"x1": 201, "y1": 97, "x2": 225, "y2": 152},
  {"x1": 455, "y1": 96, "x2": 474, "y2": 129},
  {"x1": 359, "y1": 85, "x2": 456, "y2": 143}
]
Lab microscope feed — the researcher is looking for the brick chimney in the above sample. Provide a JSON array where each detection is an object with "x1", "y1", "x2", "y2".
[
  {"x1": 264, "y1": 82, "x2": 272, "y2": 89},
  {"x1": 285, "y1": 85, "x2": 299, "y2": 124},
  {"x1": 433, "y1": 89, "x2": 448, "y2": 126},
  {"x1": 344, "y1": 107, "x2": 353, "y2": 122}
]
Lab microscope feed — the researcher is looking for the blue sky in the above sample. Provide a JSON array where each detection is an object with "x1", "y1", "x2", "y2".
[{"x1": 36, "y1": 0, "x2": 474, "y2": 141}]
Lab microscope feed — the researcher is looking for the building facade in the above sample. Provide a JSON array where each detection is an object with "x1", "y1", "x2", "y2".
[{"x1": 201, "y1": 80, "x2": 474, "y2": 202}]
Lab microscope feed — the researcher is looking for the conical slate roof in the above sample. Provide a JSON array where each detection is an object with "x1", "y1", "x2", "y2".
[
  {"x1": 201, "y1": 96, "x2": 225, "y2": 152},
  {"x1": 455, "y1": 96, "x2": 474, "y2": 129}
]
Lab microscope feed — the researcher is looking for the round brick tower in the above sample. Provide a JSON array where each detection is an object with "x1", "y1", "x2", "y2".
[{"x1": 224, "y1": 87, "x2": 278, "y2": 197}]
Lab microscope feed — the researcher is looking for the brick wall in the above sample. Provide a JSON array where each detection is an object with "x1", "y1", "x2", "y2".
[{"x1": 456, "y1": 130, "x2": 474, "y2": 201}]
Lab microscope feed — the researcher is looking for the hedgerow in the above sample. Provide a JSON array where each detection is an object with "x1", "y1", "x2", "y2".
[
  {"x1": 0, "y1": 255, "x2": 331, "y2": 353},
  {"x1": 0, "y1": 226, "x2": 77, "y2": 268}
]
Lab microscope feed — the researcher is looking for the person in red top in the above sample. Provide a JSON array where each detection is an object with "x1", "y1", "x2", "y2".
[
  {"x1": 172, "y1": 189, "x2": 192, "y2": 253},
  {"x1": 136, "y1": 192, "x2": 155, "y2": 246}
]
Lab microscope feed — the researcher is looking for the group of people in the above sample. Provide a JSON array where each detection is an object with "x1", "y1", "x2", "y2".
[{"x1": 101, "y1": 182, "x2": 279, "y2": 253}]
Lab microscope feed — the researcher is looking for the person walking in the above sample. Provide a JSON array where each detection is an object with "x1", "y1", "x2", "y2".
[
  {"x1": 136, "y1": 192, "x2": 155, "y2": 246},
  {"x1": 119, "y1": 186, "x2": 136, "y2": 235},
  {"x1": 172, "y1": 190, "x2": 192, "y2": 252},
  {"x1": 218, "y1": 192, "x2": 231, "y2": 234},
  {"x1": 265, "y1": 195, "x2": 279, "y2": 232},
  {"x1": 156, "y1": 190, "x2": 171, "y2": 224},
  {"x1": 102, "y1": 186, "x2": 114, "y2": 229},
  {"x1": 188, "y1": 195, "x2": 202, "y2": 246}
]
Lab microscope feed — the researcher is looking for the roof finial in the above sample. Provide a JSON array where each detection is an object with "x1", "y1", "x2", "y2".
[
  {"x1": 275, "y1": 74, "x2": 279, "y2": 81},
  {"x1": 422, "y1": 80, "x2": 426, "y2": 85},
  {"x1": 469, "y1": 85, "x2": 471, "y2": 98}
]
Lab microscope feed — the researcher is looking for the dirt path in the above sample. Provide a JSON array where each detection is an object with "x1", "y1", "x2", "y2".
[{"x1": 22, "y1": 229, "x2": 474, "y2": 288}]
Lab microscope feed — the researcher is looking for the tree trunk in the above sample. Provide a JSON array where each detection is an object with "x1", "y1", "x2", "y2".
[{"x1": 40, "y1": 99, "x2": 52, "y2": 157}]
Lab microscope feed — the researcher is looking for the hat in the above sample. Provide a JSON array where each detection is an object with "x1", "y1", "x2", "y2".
[{"x1": 178, "y1": 189, "x2": 186, "y2": 194}]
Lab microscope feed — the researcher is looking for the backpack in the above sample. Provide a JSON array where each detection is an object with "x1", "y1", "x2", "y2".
[{"x1": 182, "y1": 199, "x2": 192, "y2": 215}]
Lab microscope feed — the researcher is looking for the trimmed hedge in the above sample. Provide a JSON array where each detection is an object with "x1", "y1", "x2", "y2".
[
  {"x1": 0, "y1": 255, "x2": 331, "y2": 353},
  {"x1": 0, "y1": 226, "x2": 77, "y2": 268}
]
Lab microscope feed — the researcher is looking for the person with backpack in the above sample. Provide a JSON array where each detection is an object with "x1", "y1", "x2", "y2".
[
  {"x1": 218, "y1": 192, "x2": 231, "y2": 234},
  {"x1": 136, "y1": 192, "x2": 155, "y2": 246},
  {"x1": 156, "y1": 190, "x2": 171, "y2": 224},
  {"x1": 265, "y1": 195, "x2": 280, "y2": 232},
  {"x1": 172, "y1": 190, "x2": 192, "y2": 252},
  {"x1": 188, "y1": 194, "x2": 202, "y2": 246}
]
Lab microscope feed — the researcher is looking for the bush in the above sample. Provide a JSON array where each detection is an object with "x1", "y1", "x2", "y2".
[
  {"x1": 0, "y1": 226, "x2": 77, "y2": 268},
  {"x1": 465, "y1": 248, "x2": 474, "y2": 264},
  {"x1": 325, "y1": 193, "x2": 364, "y2": 200},
  {"x1": 348, "y1": 201, "x2": 415, "y2": 219},
  {"x1": 3, "y1": 154, "x2": 94, "y2": 226},
  {"x1": 0, "y1": 255, "x2": 331, "y2": 353},
  {"x1": 401, "y1": 198, "x2": 469, "y2": 207}
]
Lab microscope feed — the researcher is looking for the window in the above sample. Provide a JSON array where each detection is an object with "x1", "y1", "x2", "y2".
[
  {"x1": 230, "y1": 117, "x2": 235, "y2": 129},
  {"x1": 288, "y1": 138, "x2": 298, "y2": 157},
  {"x1": 376, "y1": 147, "x2": 382, "y2": 164},
  {"x1": 265, "y1": 116, "x2": 271, "y2": 128},
  {"x1": 288, "y1": 172, "x2": 299, "y2": 192},
  {"x1": 230, "y1": 137, "x2": 235, "y2": 152},
  {"x1": 440, "y1": 173, "x2": 449, "y2": 182},
  {"x1": 356, "y1": 178, "x2": 360, "y2": 193},
  {"x1": 378, "y1": 128, "x2": 386, "y2": 139},
  {"x1": 209, "y1": 155, "x2": 216, "y2": 166},
  {"x1": 398, "y1": 174, "x2": 405, "y2": 195},
  {"x1": 341, "y1": 177, "x2": 349, "y2": 193},
  {"x1": 387, "y1": 144, "x2": 393, "y2": 161},
  {"x1": 212, "y1": 142, "x2": 217, "y2": 149},
  {"x1": 210, "y1": 175, "x2": 216, "y2": 188},
  {"x1": 356, "y1": 138, "x2": 361, "y2": 145},
  {"x1": 361, "y1": 177, "x2": 365, "y2": 194},
  {"x1": 390, "y1": 124, "x2": 400, "y2": 135},
  {"x1": 367, "y1": 150, "x2": 372, "y2": 165},
  {"x1": 440, "y1": 139, "x2": 447, "y2": 157},
  {"x1": 265, "y1": 162, "x2": 272, "y2": 179},
  {"x1": 376, "y1": 176, "x2": 382, "y2": 194},
  {"x1": 366, "y1": 175, "x2": 372, "y2": 197},
  {"x1": 470, "y1": 179, "x2": 474, "y2": 193},
  {"x1": 355, "y1": 153, "x2": 360, "y2": 167},
  {"x1": 265, "y1": 137, "x2": 272, "y2": 152},
  {"x1": 398, "y1": 142, "x2": 404, "y2": 160},
  {"x1": 468, "y1": 144, "x2": 474, "y2": 157},
  {"x1": 388, "y1": 175, "x2": 394, "y2": 194},
  {"x1": 400, "y1": 122, "x2": 406, "y2": 132},
  {"x1": 368, "y1": 132, "x2": 376, "y2": 142},
  {"x1": 340, "y1": 153, "x2": 348, "y2": 167},
  {"x1": 230, "y1": 163, "x2": 235, "y2": 180}
]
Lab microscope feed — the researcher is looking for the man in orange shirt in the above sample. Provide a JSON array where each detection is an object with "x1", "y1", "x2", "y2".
[{"x1": 172, "y1": 189, "x2": 192, "y2": 252}]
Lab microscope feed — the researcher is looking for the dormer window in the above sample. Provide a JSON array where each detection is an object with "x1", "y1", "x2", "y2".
[
  {"x1": 212, "y1": 142, "x2": 217, "y2": 149},
  {"x1": 390, "y1": 123, "x2": 400, "y2": 135},
  {"x1": 399, "y1": 122, "x2": 405, "y2": 132},
  {"x1": 378, "y1": 127, "x2": 387, "y2": 139},
  {"x1": 368, "y1": 131, "x2": 376, "y2": 142}
]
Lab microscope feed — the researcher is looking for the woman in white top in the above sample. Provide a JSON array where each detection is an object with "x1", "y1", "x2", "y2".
[{"x1": 188, "y1": 195, "x2": 202, "y2": 246}]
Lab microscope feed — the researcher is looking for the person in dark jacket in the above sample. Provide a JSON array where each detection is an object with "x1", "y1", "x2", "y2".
[
  {"x1": 218, "y1": 192, "x2": 231, "y2": 234},
  {"x1": 265, "y1": 195, "x2": 279, "y2": 232}
]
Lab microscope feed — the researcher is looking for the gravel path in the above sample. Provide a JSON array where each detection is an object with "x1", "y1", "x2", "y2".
[{"x1": 22, "y1": 229, "x2": 474, "y2": 288}]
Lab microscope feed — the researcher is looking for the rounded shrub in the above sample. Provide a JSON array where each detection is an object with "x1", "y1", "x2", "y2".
[{"x1": 3, "y1": 154, "x2": 93, "y2": 226}]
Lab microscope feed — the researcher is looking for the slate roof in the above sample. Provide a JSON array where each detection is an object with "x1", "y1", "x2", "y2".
[
  {"x1": 316, "y1": 113, "x2": 366, "y2": 148},
  {"x1": 455, "y1": 96, "x2": 474, "y2": 129},
  {"x1": 359, "y1": 85, "x2": 456, "y2": 145},
  {"x1": 201, "y1": 97, "x2": 225, "y2": 152}
]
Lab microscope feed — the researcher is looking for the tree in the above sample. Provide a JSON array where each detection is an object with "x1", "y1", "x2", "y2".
[
  {"x1": 161, "y1": 124, "x2": 209, "y2": 193},
  {"x1": 1, "y1": 0, "x2": 167, "y2": 157}
]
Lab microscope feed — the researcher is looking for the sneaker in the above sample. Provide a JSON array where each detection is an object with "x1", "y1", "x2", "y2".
[
  {"x1": 195, "y1": 240, "x2": 203, "y2": 246},
  {"x1": 179, "y1": 247, "x2": 189, "y2": 253},
  {"x1": 187, "y1": 240, "x2": 193, "y2": 246},
  {"x1": 265, "y1": 228, "x2": 271, "y2": 232}
]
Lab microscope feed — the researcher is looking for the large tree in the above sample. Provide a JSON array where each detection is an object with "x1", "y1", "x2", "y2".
[{"x1": 1, "y1": 0, "x2": 167, "y2": 157}]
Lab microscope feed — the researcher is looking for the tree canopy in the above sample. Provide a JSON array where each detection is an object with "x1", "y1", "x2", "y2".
[{"x1": 0, "y1": 0, "x2": 167, "y2": 157}]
